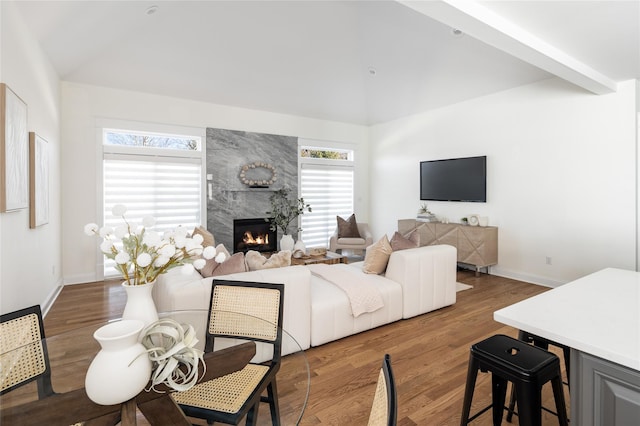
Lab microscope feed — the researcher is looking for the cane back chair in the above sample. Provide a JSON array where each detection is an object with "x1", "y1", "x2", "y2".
[
  {"x1": 173, "y1": 280, "x2": 285, "y2": 425},
  {"x1": 367, "y1": 354, "x2": 397, "y2": 426},
  {"x1": 0, "y1": 305, "x2": 55, "y2": 399}
]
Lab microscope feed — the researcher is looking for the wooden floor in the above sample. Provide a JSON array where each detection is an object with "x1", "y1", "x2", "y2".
[{"x1": 42, "y1": 271, "x2": 570, "y2": 425}]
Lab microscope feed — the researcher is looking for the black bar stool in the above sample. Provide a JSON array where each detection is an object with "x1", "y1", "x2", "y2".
[
  {"x1": 460, "y1": 334, "x2": 569, "y2": 426},
  {"x1": 506, "y1": 330, "x2": 571, "y2": 422}
]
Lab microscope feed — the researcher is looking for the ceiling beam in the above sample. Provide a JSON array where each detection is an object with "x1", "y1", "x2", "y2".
[{"x1": 398, "y1": 0, "x2": 617, "y2": 94}]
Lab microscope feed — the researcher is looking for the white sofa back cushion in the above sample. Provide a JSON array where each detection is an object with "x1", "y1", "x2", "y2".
[{"x1": 215, "y1": 266, "x2": 312, "y2": 353}]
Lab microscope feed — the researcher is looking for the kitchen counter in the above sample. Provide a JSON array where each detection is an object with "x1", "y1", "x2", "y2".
[
  {"x1": 494, "y1": 268, "x2": 640, "y2": 425},
  {"x1": 494, "y1": 267, "x2": 639, "y2": 371}
]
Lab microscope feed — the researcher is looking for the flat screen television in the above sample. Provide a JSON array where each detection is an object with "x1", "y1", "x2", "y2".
[{"x1": 420, "y1": 156, "x2": 486, "y2": 202}]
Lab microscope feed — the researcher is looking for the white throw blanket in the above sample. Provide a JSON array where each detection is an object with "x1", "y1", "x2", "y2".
[{"x1": 306, "y1": 264, "x2": 384, "y2": 317}]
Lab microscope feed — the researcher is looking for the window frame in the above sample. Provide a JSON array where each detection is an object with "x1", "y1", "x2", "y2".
[
  {"x1": 95, "y1": 119, "x2": 206, "y2": 280},
  {"x1": 298, "y1": 138, "x2": 357, "y2": 249}
]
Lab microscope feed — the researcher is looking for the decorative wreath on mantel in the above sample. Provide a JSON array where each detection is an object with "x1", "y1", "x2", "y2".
[{"x1": 239, "y1": 161, "x2": 277, "y2": 187}]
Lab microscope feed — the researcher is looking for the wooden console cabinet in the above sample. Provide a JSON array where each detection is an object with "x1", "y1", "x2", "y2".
[{"x1": 398, "y1": 219, "x2": 498, "y2": 275}]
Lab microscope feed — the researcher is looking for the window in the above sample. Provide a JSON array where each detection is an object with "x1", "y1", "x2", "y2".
[
  {"x1": 101, "y1": 127, "x2": 204, "y2": 279},
  {"x1": 299, "y1": 143, "x2": 355, "y2": 248}
]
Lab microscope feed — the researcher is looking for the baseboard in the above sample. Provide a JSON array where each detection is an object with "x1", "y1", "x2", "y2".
[
  {"x1": 42, "y1": 278, "x2": 64, "y2": 317},
  {"x1": 489, "y1": 266, "x2": 566, "y2": 288},
  {"x1": 63, "y1": 272, "x2": 99, "y2": 285}
]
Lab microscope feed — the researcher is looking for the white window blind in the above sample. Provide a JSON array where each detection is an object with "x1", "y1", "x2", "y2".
[
  {"x1": 102, "y1": 156, "x2": 202, "y2": 278},
  {"x1": 300, "y1": 164, "x2": 354, "y2": 248}
]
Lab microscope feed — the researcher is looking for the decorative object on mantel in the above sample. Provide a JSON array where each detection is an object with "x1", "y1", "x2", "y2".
[
  {"x1": 467, "y1": 214, "x2": 480, "y2": 226},
  {"x1": 84, "y1": 204, "x2": 221, "y2": 326},
  {"x1": 139, "y1": 318, "x2": 205, "y2": 392},
  {"x1": 266, "y1": 187, "x2": 312, "y2": 251},
  {"x1": 460, "y1": 217, "x2": 469, "y2": 225},
  {"x1": 85, "y1": 319, "x2": 152, "y2": 405},
  {"x1": 417, "y1": 202, "x2": 438, "y2": 222},
  {"x1": 239, "y1": 161, "x2": 277, "y2": 188}
]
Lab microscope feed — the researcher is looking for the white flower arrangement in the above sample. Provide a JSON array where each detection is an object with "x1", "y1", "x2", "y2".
[{"x1": 85, "y1": 204, "x2": 225, "y2": 286}]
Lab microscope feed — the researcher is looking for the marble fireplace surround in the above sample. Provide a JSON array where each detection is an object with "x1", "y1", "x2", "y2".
[{"x1": 206, "y1": 128, "x2": 298, "y2": 251}]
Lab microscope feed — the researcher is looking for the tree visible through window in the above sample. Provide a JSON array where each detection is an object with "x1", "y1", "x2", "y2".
[
  {"x1": 105, "y1": 131, "x2": 199, "y2": 151},
  {"x1": 300, "y1": 148, "x2": 349, "y2": 160}
]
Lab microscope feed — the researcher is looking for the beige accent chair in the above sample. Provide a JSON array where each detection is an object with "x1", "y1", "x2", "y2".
[{"x1": 329, "y1": 222, "x2": 373, "y2": 254}]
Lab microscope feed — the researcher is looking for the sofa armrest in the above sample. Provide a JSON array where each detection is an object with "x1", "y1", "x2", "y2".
[{"x1": 385, "y1": 245, "x2": 457, "y2": 318}]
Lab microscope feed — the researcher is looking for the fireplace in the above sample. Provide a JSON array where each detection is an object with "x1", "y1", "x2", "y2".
[{"x1": 233, "y1": 218, "x2": 277, "y2": 253}]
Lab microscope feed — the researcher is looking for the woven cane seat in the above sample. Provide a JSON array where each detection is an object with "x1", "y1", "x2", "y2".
[{"x1": 173, "y1": 364, "x2": 269, "y2": 413}]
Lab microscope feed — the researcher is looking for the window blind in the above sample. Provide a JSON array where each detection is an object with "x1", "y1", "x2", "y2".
[
  {"x1": 103, "y1": 156, "x2": 202, "y2": 278},
  {"x1": 300, "y1": 164, "x2": 354, "y2": 248}
]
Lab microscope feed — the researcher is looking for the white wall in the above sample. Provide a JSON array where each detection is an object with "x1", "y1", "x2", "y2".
[
  {"x1": 0, "y1": 1, "x2": 62, "y2": 314},
  {"x1": 61, "y1": 82, "x2": 370, "y2": 284},
  {"x1": 370, "y1": 78, "x2": 638, "y2": 287}
]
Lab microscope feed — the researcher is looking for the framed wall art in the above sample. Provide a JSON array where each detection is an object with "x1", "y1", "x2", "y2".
[
  {"x1": 29, "y1": 132, "x2": 49, "y2": 228},
  {"x1": 0, "y1": 83, "x2": 29, "y2": 212}
]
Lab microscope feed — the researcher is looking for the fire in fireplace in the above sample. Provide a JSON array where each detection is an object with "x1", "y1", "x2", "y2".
[{"x1": 233, "y1": 218, "x2": 277, "y2": 253}]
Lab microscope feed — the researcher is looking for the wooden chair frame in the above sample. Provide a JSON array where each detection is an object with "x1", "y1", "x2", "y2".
[
  {"x1": 0, "y1": 305, "x2": 55, "y2": 399},
  {"x1": 174, "y1": 279, "x2": 285, "y2": 426}
]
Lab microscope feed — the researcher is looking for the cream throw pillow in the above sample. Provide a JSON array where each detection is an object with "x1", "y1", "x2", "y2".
[
  {"x1": 245, "y1": 250, "x2": 292, "y2": 271},
  {"x1": 363, "y1": 235, "x2": 392, "y2": 274}
]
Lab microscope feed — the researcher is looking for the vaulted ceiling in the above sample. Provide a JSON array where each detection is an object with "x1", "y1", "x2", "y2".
[{"x1": 12, "y1": 0, "x2": 640, "y2": 125}]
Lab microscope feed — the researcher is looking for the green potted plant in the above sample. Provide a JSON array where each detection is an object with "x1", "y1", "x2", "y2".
[{"x1": 266, "y1": 188, "x2": 311, "y2": 251}]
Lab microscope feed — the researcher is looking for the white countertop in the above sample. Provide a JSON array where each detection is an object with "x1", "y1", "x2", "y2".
[{"x1": 494, "y1": 268, "x2": 640, "y2": 371}]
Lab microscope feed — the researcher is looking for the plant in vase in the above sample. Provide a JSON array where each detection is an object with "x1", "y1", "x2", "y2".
[
  {"x1": 84, "y1": 204, "x2": 225, "y2": 325},
  {"x1": 266, "y1": 187, "x2": 311, "y2": 252}
]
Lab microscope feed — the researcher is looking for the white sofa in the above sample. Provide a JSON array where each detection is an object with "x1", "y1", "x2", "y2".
[{"x1": 153, "y1": 245, "x2": 457, "y2": 353}]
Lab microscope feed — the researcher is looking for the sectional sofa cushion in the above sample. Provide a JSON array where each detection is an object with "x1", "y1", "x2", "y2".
[{"x1": 310, "y1": 261, "x2": 403, "y2": 346}]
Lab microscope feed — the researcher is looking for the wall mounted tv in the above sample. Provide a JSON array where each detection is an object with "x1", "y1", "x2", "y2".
[{"x1": 420, "y1": 156, "x2": 486, "y2": 202}]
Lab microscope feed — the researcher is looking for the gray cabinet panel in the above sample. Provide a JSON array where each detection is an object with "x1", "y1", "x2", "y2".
[{"x1": 572, "y1": 350, "x2": 640, "y2": 426}]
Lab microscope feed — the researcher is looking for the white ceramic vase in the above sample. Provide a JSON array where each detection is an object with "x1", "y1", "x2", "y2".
[
  {"x1": 293, "y1": 237, "x2": 306, "y2": 253},
  {"x1": 85, "y1": 320, "x2": 152, "y2": 405},
  {"x1": 122, "y1": 281, "x2": 159, "y2": 327},
  {"x1": 280, "y1": 234, "x2": 295, "y2": 252}
]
